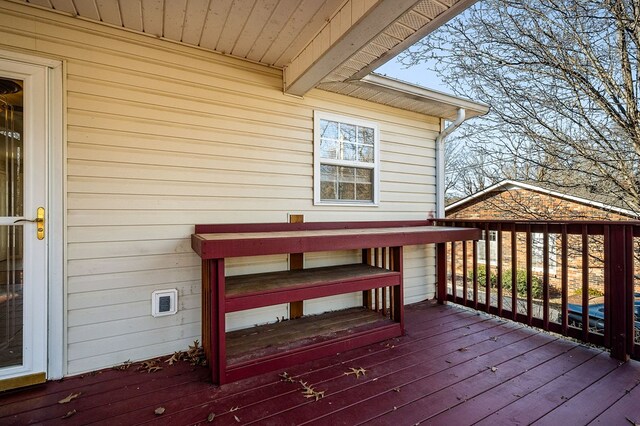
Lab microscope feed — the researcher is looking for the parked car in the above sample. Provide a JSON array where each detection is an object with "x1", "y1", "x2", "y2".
[{"x1": 567, "y1": 293, "x2": 640, "y2": 332}]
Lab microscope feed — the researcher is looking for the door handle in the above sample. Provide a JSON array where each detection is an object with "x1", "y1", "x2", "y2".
[{"x1": 13, "y1": 207, "x2": 45, "y2": 240}]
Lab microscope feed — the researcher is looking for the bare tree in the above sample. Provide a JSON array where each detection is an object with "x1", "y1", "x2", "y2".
[{"x1": 402, "y1": 0, "x2": 640, "y2": 214}]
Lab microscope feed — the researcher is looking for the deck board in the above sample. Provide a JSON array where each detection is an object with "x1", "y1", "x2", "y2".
[{"x1": 1, "y1": 300, "x2": 639, "y2": 425}]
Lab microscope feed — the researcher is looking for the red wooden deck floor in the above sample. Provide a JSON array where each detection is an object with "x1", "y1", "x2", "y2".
[{"x1": 2, "y1": 300, "x2": 640, "y2": 425}]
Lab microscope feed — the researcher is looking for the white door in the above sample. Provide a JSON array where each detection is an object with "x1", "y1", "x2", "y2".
[{"x1": 0, "y1": 59, "x2": 48, "y2": 385}]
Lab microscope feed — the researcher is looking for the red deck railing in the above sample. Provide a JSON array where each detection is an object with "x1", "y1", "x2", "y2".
[{"x1": 435, "y1": 219, "x2": 640, "y2": 361}]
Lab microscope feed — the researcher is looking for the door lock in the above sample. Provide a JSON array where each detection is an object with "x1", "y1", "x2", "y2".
[{"x1": 13, "y1": 207, "x2": 45, "y2": 240}]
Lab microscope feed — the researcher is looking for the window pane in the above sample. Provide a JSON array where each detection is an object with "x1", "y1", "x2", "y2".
[
  {"x1": 321, "y1": 164, "x2": 337, "y2": 181},
  {"x1": 321, "y1": 181, "x2": 336, "y2": 200},
  {"x1": 338, "y1": 182, "x2": 355, "y2": 200},
  {"x1": 358, "y1": 146, "x2": 374, "y2": 163},
  {"x1": 339, "y1": 123, "x2": 356, "y2": 143},
  {"x1": 341, "y1": 142, "x2": 356, "y2": 161},
  {"x1": 320, "y1": 139, "x2": 338, "y2": 159},
  {"x1": 356, "y1": 168, "x2": 372, "y2": 183},
  {"x1": 339, "y1": 166, "x2": 355, "y2": 182},
  {"x1": 356, "y1": 183, "x2": 372, "y2": 200},
  {"x1": 320, "y1": 119, "x2": 338, "y2": 139},
  {"x1": 359, "y1": 126, "x2": 374, "y2": 145}
]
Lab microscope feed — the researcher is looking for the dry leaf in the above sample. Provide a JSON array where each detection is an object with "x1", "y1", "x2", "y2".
[
  {"x1": 207, "y1": 412, "x2": 215, "y2": 422},
  {"x1": 458, "y1": 347, "x2": 468, "y2": 352},
  {"x1": 139, "y1": 360, "x2": 163, "y2": 373},
  {"x1": 154, "y1": 407, "x2": 165, "y2": 415},
  {"x1": 112, "y1": 360, "x2": 132, "y2": 371},
  {"x1": 279, "y1": 372, "x2": 296, "y2": 383},
  {"x1": 234, "y1": 415, "x2": 241, "y2": 422},
  {"x1": 393, "y1": 387, "x2": 401, "y2": 393},
  {"x1": 165, "y1": 351, "x2": 183, "y2": 365},
  {"x1": 299, "y1": 380, "x2": 325, "y2": 402},
  {"x1": 61, "y1": 409, "x2": 76, "y2": 419},
  {"x1": 58, "y1": 392, "x2": 81, "y2": 404},
  {"x1": 230, "y1": 406, "x2": 240, "y2": 412},
  {"x1": 490, "y1": 366, "x2": 498, "y2": 372},
  {"x1": 344, "y1": 367, "x2": 367, "y2": 378}
]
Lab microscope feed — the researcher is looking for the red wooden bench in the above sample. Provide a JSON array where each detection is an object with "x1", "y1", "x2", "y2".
[{"x1": 191, "y1": 220, "x2": 479, "y2": 384}]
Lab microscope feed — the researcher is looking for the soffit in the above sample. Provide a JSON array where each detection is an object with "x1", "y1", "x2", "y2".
[{"x1": 17, "y1": 0, "x2": 482, "y2": 118}]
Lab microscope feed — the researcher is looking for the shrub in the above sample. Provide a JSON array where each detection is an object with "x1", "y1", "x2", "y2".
[
  {"x1": 573, "y1": 288, "x2": 605, "y2": 297},
  {"x1": 467, "y1": 266, "x2": 543, "y2": 299},
  {"x1": 501, "y1": 269, "x2": 543, "y2": 299}
]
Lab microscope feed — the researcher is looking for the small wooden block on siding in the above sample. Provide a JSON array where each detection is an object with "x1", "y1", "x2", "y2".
[{"x1": 289, "y1": 214, "x2": 304, "y2": 319}]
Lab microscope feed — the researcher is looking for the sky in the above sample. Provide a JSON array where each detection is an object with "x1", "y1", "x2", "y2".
[{"x1": 374, "y1": 57, "x2": 455, "y2": 95}]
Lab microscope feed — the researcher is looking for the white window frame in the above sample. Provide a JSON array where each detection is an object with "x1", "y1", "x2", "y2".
[
  {"x1": 313, "y1": 111, "x2": 380, "y2": 206},
  {"x1": 477, "y1": 230, "x2": 498, "y2": 266},
  {"x1": 532, "y1": 232, "x2": 558, "y2": 273}
]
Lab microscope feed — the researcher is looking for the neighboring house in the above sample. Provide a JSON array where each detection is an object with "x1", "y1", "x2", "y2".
[
  {"x1": 445, "y1": 179, "x2": 639, "y2": 296},
  {"x1": 0, "y1": 0, "x2": 488, "y2": 390}
]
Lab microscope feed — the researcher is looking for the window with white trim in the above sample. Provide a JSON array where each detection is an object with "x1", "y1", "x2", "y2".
[
  {"x1": 532, "y1": 232, "x2": 558, "y2": 272},
  {"x1": 477, "y1": 230, "x2": 498, "y2": 265},
  {"x1": 314, "y1": 111, "x2": 379, "y2": 205}
]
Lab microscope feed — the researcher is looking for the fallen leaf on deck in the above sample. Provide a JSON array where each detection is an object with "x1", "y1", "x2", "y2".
[
  {"x1": 154, "y1": 407, "x2": 165, "y2": 415},
  {"x1": 393, "y1": 387, "x2": 401, "y2": 393},
  {"x1": 58, "y1": 392, "x2": 81, "y2": 404},
  {"x1": 139, "y1": 360, "x2": 163, "y2": 373},
  {"x1": 61, "y1": 409, "x2": 76, "y2": 419},
  {"x1": 230, "y1": 406, "x2": 240, "y2": 412},
  {"x1": 279, "y1": 372, "x2": 296, "y2": 383},
  {"x1": 299, "y1": 380, "x2": 326, "y2": 401},
  {"x1": 207, "y1": 412, "x2": 215, "y2": 422},
  {"x1": 490, "y1": 366, "x2": 498, "y2": 372},
  {"x1": 112, "y1": 360, "x2": 132, "y2": 371},
  {"x1": 165, "y1": 351, "x2": 184, "y2": 365},
  {"x1": 344, "y1": 367, "x2": 367, "y2": 378},
  {"x1": 457, "y1": 347, "x2": 468, "y2": 352}
]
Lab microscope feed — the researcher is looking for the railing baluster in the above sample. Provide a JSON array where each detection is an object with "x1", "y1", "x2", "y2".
[
  {"x1": 382, "y1": 247, "x2": 388, "y2": 316},
  {"x1": 543, "y1": 224, "x2": 549, "y2": 330},
  {"x1": 526, "y1": 224, "x2": 533, "y2": 326},
  {"x1": 451, "y1": 241, "x2": 457, "y2": 303},
  {"x1": 437, "y1": 242, "x2": 446, "y2": 304},
  {"x1": 473, "y1": 236, "x2": 478, "y2": 310},
  {"x1": 511, "y1": 224, "x2": 518, "y2": 321},
  {"x1": 582, "y1": 225, "x2": 589, "y2": 342},
  {"x1": 462, "y1": 239, "x2": 468, "y2": 306},
  {"x1": 561, "y1": 225, "x2": 568, "y2": 335},
  {"x1": 485, "y1": 223, "x2": 491, "y2": 313},
  {"x1": 497, "y1": 224, "x2": 503, "y2": 316}
]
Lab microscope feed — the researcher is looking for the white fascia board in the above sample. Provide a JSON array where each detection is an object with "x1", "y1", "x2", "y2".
[{"x1": 361, "y1": 73, "x2": 490, "y2": 118}]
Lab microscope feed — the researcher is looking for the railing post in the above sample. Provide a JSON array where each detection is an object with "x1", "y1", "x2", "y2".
[
  {"x1": 437, "y1": 242, "x2": 447, "y2": 304},
  {"x1": 607, "y1": 225, "x2": 631, "y2": 361}
]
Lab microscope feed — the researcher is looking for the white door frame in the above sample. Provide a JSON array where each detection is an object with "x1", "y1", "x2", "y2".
[{"x1": 0, "y1": 49, "x2": 64, "y2": 380}]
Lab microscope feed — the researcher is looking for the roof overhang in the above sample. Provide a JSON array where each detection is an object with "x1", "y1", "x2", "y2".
[
  {"x1": 318, "y1": 73, "x2": 489, "y2": 120},
  {"x1": 14, "y1": 0, "x2": 482, "y2": 118}
]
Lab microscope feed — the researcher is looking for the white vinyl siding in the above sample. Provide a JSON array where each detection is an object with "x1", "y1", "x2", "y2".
[{"x1": 0, "y1": 1, "x2": 441, "y2": 375}]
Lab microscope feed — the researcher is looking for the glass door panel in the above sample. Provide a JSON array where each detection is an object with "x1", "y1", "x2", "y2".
[
  {"x1": 0, "y1": 78, "x2": 24, "y2": 370},
  {"x1": 0, "y1": 226, "x2": 22, "y2": 368}
]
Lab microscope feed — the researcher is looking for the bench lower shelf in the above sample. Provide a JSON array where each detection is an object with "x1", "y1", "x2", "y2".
[{"x1": 224, "y1": 307, "x2": 401, "y2": 383}]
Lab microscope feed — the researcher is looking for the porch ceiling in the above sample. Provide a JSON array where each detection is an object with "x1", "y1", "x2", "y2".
[{"x1": 18, "y1": 0, "x2": 477, "y2": 98}]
